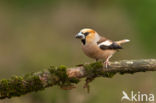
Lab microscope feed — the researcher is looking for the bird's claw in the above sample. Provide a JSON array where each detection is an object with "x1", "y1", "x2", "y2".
[{"x1": 104, "y1": 61, "x2": 110, "y2": 69}]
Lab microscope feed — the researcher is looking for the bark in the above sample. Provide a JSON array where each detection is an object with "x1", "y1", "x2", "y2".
[{"x1": 0, "y1": 59, "x2": 156, "y2": 99}]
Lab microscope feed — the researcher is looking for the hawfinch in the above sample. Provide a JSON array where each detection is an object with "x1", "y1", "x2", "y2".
[{"x1": 75, "y1": 28, "x2": 130, "y2": 68}]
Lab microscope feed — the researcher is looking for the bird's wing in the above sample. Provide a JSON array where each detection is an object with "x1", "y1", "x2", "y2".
[
  {"x1": 97, "y1": 37, "x2": 122, "y2": 50},
  {"x1": 97, "y1": 37, "x2": 107, "y2": 44}
]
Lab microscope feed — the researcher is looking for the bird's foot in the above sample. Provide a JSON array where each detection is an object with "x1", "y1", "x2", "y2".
[
  {"x1": 95, "y1": 59, "x2": 98, "y2": 62},
  {"x1": 104, "y1": 61, "x2": 110, "y2": 69}
]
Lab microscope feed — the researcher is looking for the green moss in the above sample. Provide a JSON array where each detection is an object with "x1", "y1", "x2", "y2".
[
  {"x1": 30, "y1": 75, "x2": 44, "y2": 91},
  {"x1": 0, "y1": 73, "x2": 47, "y2": 99},
  {"x1": 56, "y1": 65, "x2": 68, "y2": 81},
  {"x1": 69, "y1": 77, "x2": 80, "y2": 84},
  {"x1": 0, "y1": 79, "x2": 10, "y2": 93},
  {"x1": 102, "y1": 72, "x2": 116, "y2": 78},
  {"x1": 48, "y1": 65, "x2": 80, "y2": 88},
  {"x1": 84, "y1": 62, "x2": 116, "y2": 78},
  {"x1": 1, "y1": 75, "x2": 43, "y2": 98},
  {"x1": 49, "y1": 65, "x2": 67, "y2": 84},
  {"x1": 0, "y1": 77, "x2": 24, "y2": 98},
  {"x1": 0, "y1": 65, "x2": 81, "y2": 99},
  {"x1": 84, "y1": 62, "x2": 103, "y2": 76},
  {"x1": 83, "y1": 62, "x2": 103, "y2": 90}
]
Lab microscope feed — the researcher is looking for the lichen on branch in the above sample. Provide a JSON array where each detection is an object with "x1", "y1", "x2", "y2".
[
  {"x1": 0, "y1": 59, "x2": 156, "y2": 99},
  {"x1": 0, "y1": 65, "x2": 79, "y2": 99}
]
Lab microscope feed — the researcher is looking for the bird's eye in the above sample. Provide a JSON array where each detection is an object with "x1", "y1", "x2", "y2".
[{"x1": 84, "y1": 32, "x2": 89, "y2": 36}]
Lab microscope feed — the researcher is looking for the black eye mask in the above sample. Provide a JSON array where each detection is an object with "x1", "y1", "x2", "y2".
[
  {"x1": 80, "y1": 32, "x2": 89, "y2": 45},
  {"x1": 83, "y1": 32, "x2": 89, "y2": 36}
]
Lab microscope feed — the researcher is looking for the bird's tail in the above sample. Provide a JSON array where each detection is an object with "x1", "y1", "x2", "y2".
[{"x1": 115, "y1": 39, "x2": 130, "y2": 45}]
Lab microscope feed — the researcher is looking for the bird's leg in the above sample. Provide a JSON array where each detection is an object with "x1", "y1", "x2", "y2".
[
  {"x1": 104, "y1": 60, "x2": 109, "y2": 69},
  {"x1": 96, "y1": 59, "x2": 98, "y2": 62},
  {"x1": 104, "y1": 55, "x2": 112, "y2": 68}
]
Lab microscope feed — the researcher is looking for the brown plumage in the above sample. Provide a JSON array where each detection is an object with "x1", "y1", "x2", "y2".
[
  {"x1": 75, "y1": 28, "x2": 130, "y2": 68},
  {"x1": 97, "y1": 37, "x2": 107, "y2": 44}
]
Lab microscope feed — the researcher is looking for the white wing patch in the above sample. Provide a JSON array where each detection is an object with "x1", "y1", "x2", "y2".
[{"x1": 98, "y1": 40, "x2": 112, "y2": 47}]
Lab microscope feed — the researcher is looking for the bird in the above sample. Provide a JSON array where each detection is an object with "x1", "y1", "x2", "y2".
[{"x1": 75, "y1": 28, "x2": 130, "y2": 68}]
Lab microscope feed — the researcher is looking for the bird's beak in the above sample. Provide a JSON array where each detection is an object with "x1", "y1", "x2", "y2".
[{"x1": 75, "y1": 32, "x2": 85, "y2": 39}]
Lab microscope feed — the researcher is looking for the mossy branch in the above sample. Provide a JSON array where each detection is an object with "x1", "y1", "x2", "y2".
[{"x1": 0, "y1": 59, "x2": 156, "y2": 99}]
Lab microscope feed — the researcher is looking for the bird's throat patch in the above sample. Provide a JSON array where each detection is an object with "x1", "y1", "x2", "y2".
[{"x1": 81, "y1": 39, "x2": 86, "y2": 45}]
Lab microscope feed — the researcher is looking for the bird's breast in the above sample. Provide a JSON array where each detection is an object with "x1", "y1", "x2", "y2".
[{"x1": 82, "y1": 43, "x2": 116, "y2": 60}]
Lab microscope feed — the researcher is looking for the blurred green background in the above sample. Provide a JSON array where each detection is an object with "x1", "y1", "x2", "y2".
[{"x1": 0, "y1": 0, "x2": 156, "y2": 103}]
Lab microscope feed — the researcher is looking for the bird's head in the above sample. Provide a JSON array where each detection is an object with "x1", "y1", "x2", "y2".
[{"x1": 75, "y1": 28, "x2": 99, "y2": 44}]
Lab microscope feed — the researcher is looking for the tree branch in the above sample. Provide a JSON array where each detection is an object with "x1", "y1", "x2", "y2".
[{"x1": 0, "y1": 59, "x2": 156, "y2": 99}]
